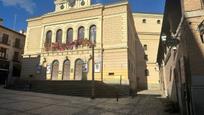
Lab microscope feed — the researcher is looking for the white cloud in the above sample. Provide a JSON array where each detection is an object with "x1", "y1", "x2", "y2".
[{"x1": 0, "y1": 0, "x2": 36, "y2": 14}]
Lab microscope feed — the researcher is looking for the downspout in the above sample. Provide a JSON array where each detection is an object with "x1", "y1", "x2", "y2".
[{"x1": 101, "y1": 6, "x2": 104, "y2": 82}]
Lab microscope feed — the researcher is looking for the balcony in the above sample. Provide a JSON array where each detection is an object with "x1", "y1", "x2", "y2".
[
  {"x1": 43, "y1": 39, "x2": 94, "y2": 52},
  {"x1": 0, "y1": 38, "x2": 10, "y2": 46},
  {"x1": 0, "y1": 53, "x2": 8, "y2": 60}
]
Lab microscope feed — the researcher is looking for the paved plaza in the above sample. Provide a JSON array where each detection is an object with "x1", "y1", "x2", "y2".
[{"x1": 0, "y1": 86, "x2": 179, "y2": 115}]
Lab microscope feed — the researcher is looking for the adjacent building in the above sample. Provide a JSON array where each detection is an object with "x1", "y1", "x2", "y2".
[
  {"x1": 0, "y1": 19, "x2": 25, "y2": 84},
  {"x1": 157, "y1": 0, "x2": 204, "y2": 114},
  {"x1": 21, "y1": 0, "x2": 145, "y2": 93},
  {"x1": 133, "y1": 13, "x2": 163, "y2": 90}
]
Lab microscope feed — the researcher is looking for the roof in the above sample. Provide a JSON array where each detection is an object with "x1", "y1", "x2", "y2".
[{"x1": 0, "y1": 25, "x2": 25, "y2": 37}]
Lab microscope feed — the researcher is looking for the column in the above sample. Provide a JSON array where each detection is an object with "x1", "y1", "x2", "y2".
[
  {"x1": 62, "y1": 29, "x2": 67, "y2": 43},
  {"x1": 85, "y1": 27, "x2": 89, "y2": 40},
  {"x1": 73, "y1": 29, "x2": 78, "y2": 41},
  {"x1": 52, "y1": 31, "x2": 56, "y2": 43}
]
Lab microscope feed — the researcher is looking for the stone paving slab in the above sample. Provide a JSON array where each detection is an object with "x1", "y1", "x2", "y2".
[{"x1": 0, "y1": 87, "x2": 179, "y2": 115}]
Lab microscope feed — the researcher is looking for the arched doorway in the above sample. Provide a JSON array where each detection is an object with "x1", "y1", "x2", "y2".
[
  {"x1": 51, "y1": 60, "x2": 59, "y2": 80},
  {"x1": 74, "y1": 59, "x2": 84, "y2": 80},
  {"x1": 63, "y1": 60, "x2": 70, "y2": 80}
]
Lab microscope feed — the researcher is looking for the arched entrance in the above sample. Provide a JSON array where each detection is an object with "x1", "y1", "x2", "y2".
[
  {"x1": 63, "y1": 60, "x2": 70, "y2": 80},
  {"x1": 51, "y1": 60, "x2": 59, "y2": 80},
  {"x1": 74, "y1": 59, "x2": 84, "y2": 80}
]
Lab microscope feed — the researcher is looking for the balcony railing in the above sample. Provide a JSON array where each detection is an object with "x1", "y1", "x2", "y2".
[
  {"x1": 44, "y1": 39, "x2": 94, "y2": 52},
  {"x1": 0, "y1": 39, "x2": 10, "y2": 46}
]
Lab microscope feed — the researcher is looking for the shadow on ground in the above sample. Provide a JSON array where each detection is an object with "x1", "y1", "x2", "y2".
[{"x1": 6, "y1": 80, "x2": 130, "y2": 98}]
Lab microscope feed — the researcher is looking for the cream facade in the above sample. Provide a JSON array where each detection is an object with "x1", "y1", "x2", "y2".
[
  {"x1": 133, "y1": 13, "x2": 163, "y2": 90},
  {"x1": 21, "y1": 0, "x2": 144, "y2": 93}
]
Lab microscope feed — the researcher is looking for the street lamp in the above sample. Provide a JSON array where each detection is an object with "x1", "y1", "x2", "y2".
[
  {"x1": 91, "y1": 42, "x2": 95, "y2": 99},
  {"x1": 161, "y1": 34, "x2": 180, "y2": 49}
]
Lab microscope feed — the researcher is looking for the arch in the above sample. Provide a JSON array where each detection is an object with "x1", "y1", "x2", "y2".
[
  {"x1": 66, "y1": 28, "x2": 73, "y2": 43},
  {"x1": 78, "y1": 26, "x2": 85, "y2": 40},
  {"x1": 51, "y1": 60, "x2": 59, "y2": 80},
  {"x1": 45, "y1": 30, "x2": 52, "y2": 46},
  {"x1": 62, "y1": 59, "x2": 71, "y2": 80},
  {"x1": 56, "y1": 29, "x2": 62, "y2": 43},
  {"x1": 74, "y1": 59, "x2": 84, "y2": 80},
  {"x1": 89, "y1": 25, "x2": 96, "y2": 44}
]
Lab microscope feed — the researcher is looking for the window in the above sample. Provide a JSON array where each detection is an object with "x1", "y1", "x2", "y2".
[
  {"x1": 145, "y1": 69, "x2": 149, "y2": 76},
  {"x1": 66, "y1": 28, "x2": 73, "y2": 43},
  {"x1": 157, "y1": 20, "x2": 161, "y2": 24},
  {"x1": 45, "y1": 30, "x2": 52, "y2": 45},
  {"x1": 109, "y1": 72, "x2": 114, "y2": 76},
  {"x1": 142, "y1": 19, "x2": 146, "y2": 23},
  {"x1": 56, "y1": 29, "x2": 62, "y2": 43},
  {"x1": 89, "y1": 25, "x2": 96, "y2": 43},
  {"x1": 144, "y1": 44, "x2": 147, "y2": 50},
  {"x1": 14, "y1": 38, "x2": 20, "y2": 48},
  {"x1": 0, "y1": 47, "x2": 7, "y2": 59},
  {"x1": 13, "y1": 52, "x2": 19, "y2": 61},
  {"x1": 144, "y1": 54, "x2": 148, "y2": 61},
  {"x1": 2, "y1": 34, "x2": 9, "y2": 45},
  {"x1": 78, "y1": 26, "x2": 85, "y2": 40}
]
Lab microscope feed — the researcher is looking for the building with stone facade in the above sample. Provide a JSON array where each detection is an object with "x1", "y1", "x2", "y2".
[
  {"x1": 0, "y1": 20, "x2": 25, "y2": 84},
  {"x1": 133, "y1": 13, "x2": 163, "y2": 90},
  {"x1": 21, "y1": 0, "x2": 145, "y2": 93},
  {"x1": 157, "y1": 0, "x2": 204, "y2": 114}
]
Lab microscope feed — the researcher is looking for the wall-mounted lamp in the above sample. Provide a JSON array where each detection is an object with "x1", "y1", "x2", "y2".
[
  {"x1": 161, "y1": 34, "x2": 180, "y2": 49},
  {"x1": 161, "y1": 34, "x2": 167, "y2": 42},
  {"x1": 198, "y1": 20, "x2": 204, "y2": 43}
]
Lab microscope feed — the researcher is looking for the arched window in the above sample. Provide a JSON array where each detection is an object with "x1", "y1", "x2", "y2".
[
  {"x1": 51, "y1": 60, "x2": 59, "y2": 80},
  {"x1": 56, "y1": 29, "x2": 62, "y2": 43},
  {"x1": 89, "y1": 25, "x2": 96, "y2": 43},
  {"x1": 78, "y1": 26, "x2": 85, "y2": 40},
  {"x1": 45, "y1": 30, "x2": 52, "y2": 45},
  {"x1": 63, "y1": 60, "x2": 70, "y2": 80},
  {"x1": 66, "y1": 28, "x2": 73, "y2": 43}
]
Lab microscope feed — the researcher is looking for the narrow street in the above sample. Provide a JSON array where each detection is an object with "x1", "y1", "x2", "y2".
[{"x1": 0, "y1": 86, "x2": 179, "y2": 115}]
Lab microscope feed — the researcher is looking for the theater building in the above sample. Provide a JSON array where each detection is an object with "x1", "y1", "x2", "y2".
[{"x1": 21, "y1": 0, "x2": 145, "y2": 92}]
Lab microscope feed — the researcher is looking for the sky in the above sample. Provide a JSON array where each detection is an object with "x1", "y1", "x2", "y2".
[{"x1": 0, "y1": 0, "x2": 165, "y2": 32}]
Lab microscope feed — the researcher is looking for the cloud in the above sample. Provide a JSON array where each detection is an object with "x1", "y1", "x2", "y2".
[{"x1": 0, "y1": 0, "x2": 36, "y2": 14}]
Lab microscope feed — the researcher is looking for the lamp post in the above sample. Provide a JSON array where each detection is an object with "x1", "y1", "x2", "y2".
[{"x1": 91, "y1": 43, "x2": 95, "y2": 99}]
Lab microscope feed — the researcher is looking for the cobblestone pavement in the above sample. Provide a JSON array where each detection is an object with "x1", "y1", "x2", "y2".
[{"x1": 0, "y1": 86, "x2": 179, "y2": 115}]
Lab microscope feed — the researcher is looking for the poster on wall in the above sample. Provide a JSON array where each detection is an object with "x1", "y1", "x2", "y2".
[
  {"x1": 82, "y1": 63, "x2": 88, "y2": 73},
  {"x1": 95, "y1": 63, "x2": 101, "y2": 73},
  {"x1": 36, "y1": 65, "x2": 42, "y2": 74},
  {"x1": 46, "y1": 64, "x2": 51, "y2": 74}
]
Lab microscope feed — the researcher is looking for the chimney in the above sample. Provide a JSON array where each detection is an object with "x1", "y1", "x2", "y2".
[{"x1": 0, "y1": 18, "x2": 3, "y2": 25}]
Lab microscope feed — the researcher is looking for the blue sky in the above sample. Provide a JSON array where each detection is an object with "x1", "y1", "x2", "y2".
[{"x1": 0, "y1": 0, "x2": 165, "y2": 31}]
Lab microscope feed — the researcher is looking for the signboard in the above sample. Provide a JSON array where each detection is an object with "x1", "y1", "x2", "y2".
[
  {"x1": 82, "y1": 63, "x2": 88, "y2": 73},
  {"x1": 36, "y1": 65, "x2": 42, "y2": 74},
  {"x1": 95, "y1": 63, "x2": 101, "y2": 73}
]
